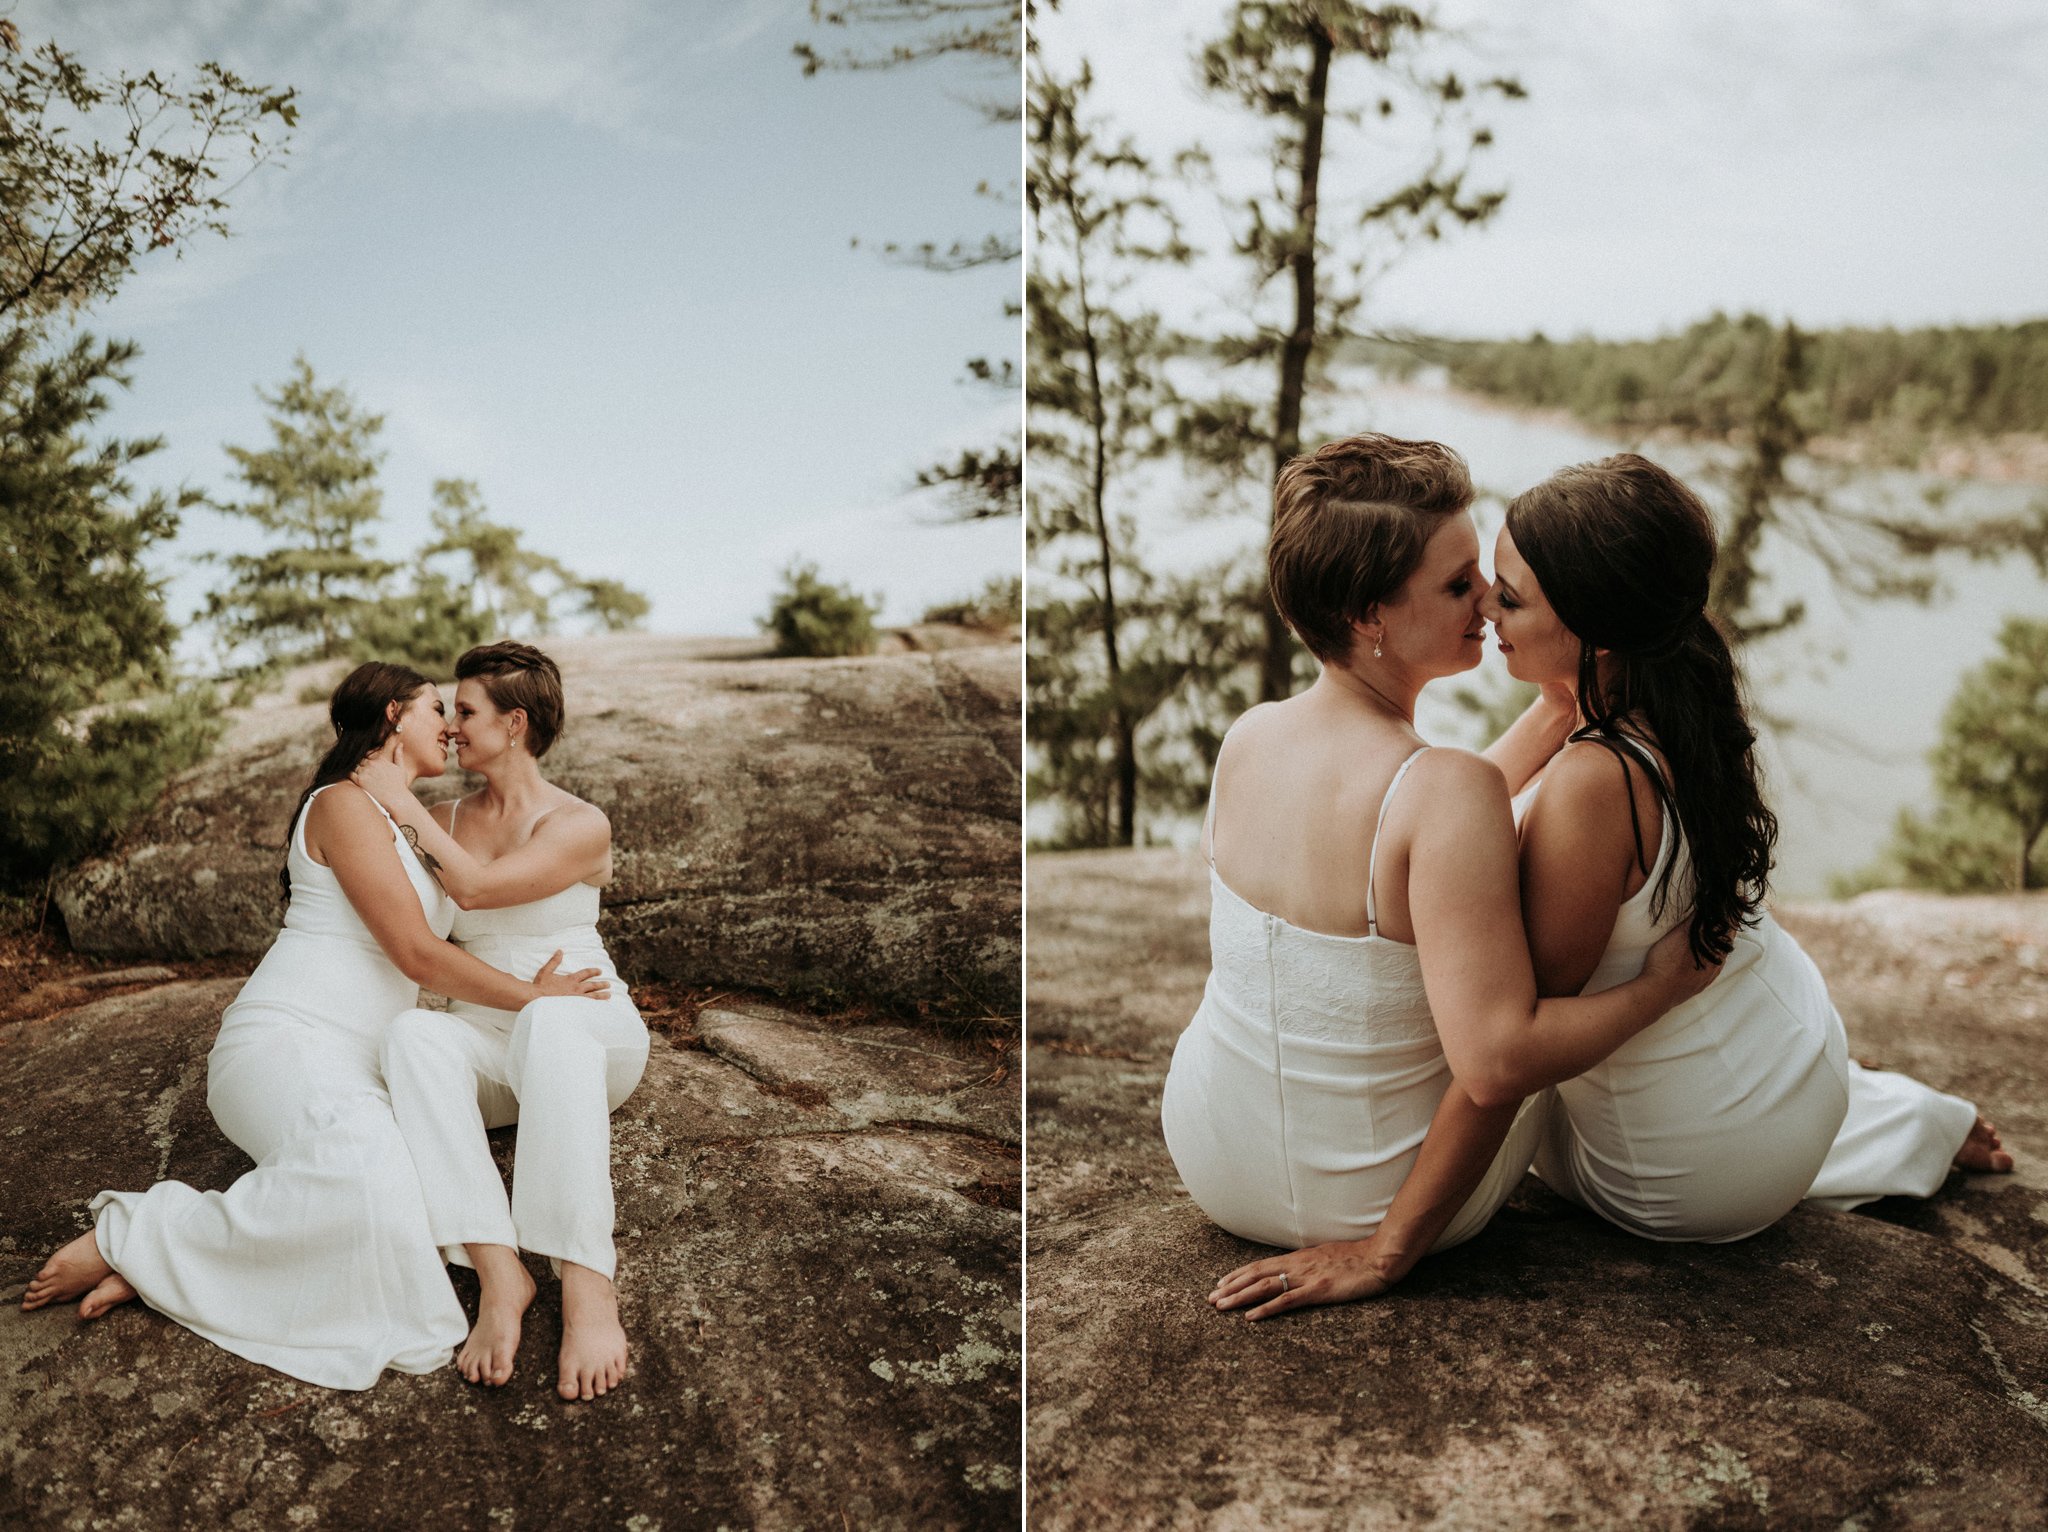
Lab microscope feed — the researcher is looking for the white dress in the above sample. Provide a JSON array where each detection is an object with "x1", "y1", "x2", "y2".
[
  {"x1": 380, "y1": 829, "x2": 649, "y2": 1280},
  {"x1": 1515, "y1": 739, "x2": 1977, "y2": 1240},
  {"x1": 90, "y1": 785, "x2": 467, "y2": 1390},
  {"x1": 1161, "y1": 748, "x2": 1550, "y2": 1251}
]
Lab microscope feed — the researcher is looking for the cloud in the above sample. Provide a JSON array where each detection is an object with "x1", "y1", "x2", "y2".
[{"x1": 13, "y1": 0, "x2": 681, "y2": 137}]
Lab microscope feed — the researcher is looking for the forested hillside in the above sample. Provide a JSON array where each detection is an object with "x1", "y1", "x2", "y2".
[{"x1": 1418, "y1": 313, "x2": 2048, "y2": 449}]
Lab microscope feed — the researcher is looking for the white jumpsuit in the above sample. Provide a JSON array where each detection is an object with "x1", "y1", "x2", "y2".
[
  {"x1": 90, "y1": 785, "x2": 467, "y2": 1389},
  {"x1": 1517, "y1": 743, "x2": 1978, "y2": 1240},
  {"x1": 1161, "y1": 748, "x2": 1550, "y2": 1251},
  {"x1": 380, "y1": 877, "x2": 649, "y2": 1280}
]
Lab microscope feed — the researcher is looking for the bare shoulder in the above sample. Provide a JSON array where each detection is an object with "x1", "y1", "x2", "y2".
[
  {"x1": 535, "y1": 792, "x2": 611, "y2": 843},
  {"x1": 1404, "y1": 745, "x2": 1508, "y2": 801},
  {"x1": 1216, "y1": 701, "x2": 1282, "y2": 756},
  {"x1": 304, "y1": 781, "x2": 384, "y2": 834},
  {"x1": 1539, "y1": 739, "x2": 1640, "y2": 812},
  {"x1": 1397, "y1": 749, "x2": 1513, "y2": 859},
  {"x1": 302, "y1": 782, "x2": 392, "y2": 864}
]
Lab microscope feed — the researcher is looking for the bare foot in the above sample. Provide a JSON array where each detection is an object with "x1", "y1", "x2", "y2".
[
  {"x1": 1956, "y1": 1115, "x2": 2016, "y2": 1174},
  {"x1": 557, "y1": 1262, "x2": 628, "y2": 1401},
  {"x1": 458, "y1": 1244, "x2": 536, "y2": 1386},
  {"x1": 79, "y1": 1272, "x2": 138, "y2": 1319},
  {"x1": 22, "y1": 1230, "x2": 115, "y2": 1312}
]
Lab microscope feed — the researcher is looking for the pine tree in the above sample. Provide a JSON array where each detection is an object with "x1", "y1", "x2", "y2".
[
  {"x1": 1705, "y1": 322, "x2": 2048, "y2": 651},
  {"x1": 1847, "y1": 619, "x2": 2048, "y2": 893},
  {"x1": 418, "y1": 478, "x2": 561, "y2": 633},
  {"x1": 206, "y1": 357, "x2": 399, "y2": 670},
  {"x1": 762, "y1": 562, "x2": 880, "y2": 658},
  {"x1": 412, "y1": 477, "x2": 650, "y2": 644},
  {"x1": 0, "y1": 29, "x2": 297, "y2": 884},
  {"x1": 1027, "y1": 61, "x2": 1189, "y2": 845},
  {"x1": 1183, "y1": 2, "x2": 1522, "y2": 699},
  {"x1": 0, "y1": 331, "x2": 218, "y2": 882}
]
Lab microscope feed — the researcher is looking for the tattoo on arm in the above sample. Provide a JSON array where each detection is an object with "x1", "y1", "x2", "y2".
[{"x1": 399, "y1": 824, "x2": 447, "y2": 885}]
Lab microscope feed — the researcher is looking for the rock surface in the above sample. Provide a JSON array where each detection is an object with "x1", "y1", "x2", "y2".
[
  {"x1": 1027, "y1": 849, "x2": 2048, "y2": 1529},
  {"x1": 54, "y1": 633, "x2": 1021, "y2": 1016},
  {"x1": 1, "y1": 979, "x2": 1020, "y2": 1529}
]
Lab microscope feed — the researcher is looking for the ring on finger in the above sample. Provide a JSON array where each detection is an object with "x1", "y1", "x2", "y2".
[{"x1": 1278, "y1": 1272, "x2": 1290, "y2": 1293}]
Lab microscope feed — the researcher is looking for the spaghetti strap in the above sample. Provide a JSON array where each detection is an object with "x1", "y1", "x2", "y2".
[
  {"x1": 1591, "y1": 731, "x2": 1671, "y2": 881},
  {"x1": 1201, "y1": 746, "x2": 1223, "y2": 869},
  {"x1": 448, "y1": 796, "x2": 460, "y2": 834},
  {"x1": 1365, "y1": 747, "x2": 1431, "y2": 936}
]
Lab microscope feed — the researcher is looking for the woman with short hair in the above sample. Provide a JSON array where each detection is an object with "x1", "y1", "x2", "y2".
[{"x1": 354, "y1": 640, "x2": 650, "y2": 1402}]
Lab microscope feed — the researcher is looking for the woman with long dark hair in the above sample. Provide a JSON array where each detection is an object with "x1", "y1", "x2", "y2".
[
  {"x1": 1482, "y1": 453, "x2": 2010, "y2": 1237},
  {"x1": 21, "y1": 662, "x2": 609, "y2": 1389}
]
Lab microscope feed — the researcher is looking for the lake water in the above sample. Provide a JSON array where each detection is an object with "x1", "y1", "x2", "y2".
[{"x1": 1029, "y1": 367, "x2": 2048, "y2": 897}]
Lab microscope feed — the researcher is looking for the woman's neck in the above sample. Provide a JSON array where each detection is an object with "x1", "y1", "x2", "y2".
[
  {"x1": 1317, "y1": 657, "x2": 1421, "y2": 724},
  {"x1": 473, "y1": 751, "x2": 549, "y2": 813}
]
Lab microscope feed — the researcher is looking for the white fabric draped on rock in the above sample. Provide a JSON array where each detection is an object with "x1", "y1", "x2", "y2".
[{"x1": 91, "y1": 785, "x2": 466, "y2": 1390}]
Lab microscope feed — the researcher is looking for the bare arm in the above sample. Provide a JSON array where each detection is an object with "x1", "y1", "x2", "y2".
[
  {"x1": 308, "y1": 787, "x2": 606, "y2": 1009},
  {"x1": 354, "y1": 763, "x2": 610, "y2": 910},
  {"x1": 1407, "y1": 751, "x2": 1714, "y2": 1109},
  {"x1": 1481, "y1": 685, "x2": 1576, "y2": 797},
  {"x1": 1517, "y1": 742, "x2": 1645, "y2": 998}
]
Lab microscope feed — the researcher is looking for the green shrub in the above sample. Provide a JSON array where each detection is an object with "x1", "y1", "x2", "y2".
[
  {"x1": 762, "y1": 562, "x2": 881, "y2": 658},
  {"x1": 922, "y1": 574, "x2": 1022, "y2": 630}
]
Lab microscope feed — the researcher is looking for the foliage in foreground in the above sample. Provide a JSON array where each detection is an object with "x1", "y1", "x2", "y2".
[
  {"x1": 0, "y1": 332, "x2": 221, "y2": 883},
  {"x1": 1840, "y1": 617, "x2": 2048, "y2": 895},
  {"x1": 0, "y1": 34, "x2": 297, "y2": 886}
]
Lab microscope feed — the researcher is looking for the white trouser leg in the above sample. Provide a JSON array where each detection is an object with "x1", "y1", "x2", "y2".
[
  {"x1": 502, "y1": 995, "x2": 650, "y2": 1280},
  {"x1": 381, "y1": 1008, "x2": 521, "y2": 1264}
]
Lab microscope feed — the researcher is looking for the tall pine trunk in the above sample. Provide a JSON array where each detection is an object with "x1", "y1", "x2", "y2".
[
  {"x1": 1075, "y1": 236, "x2": 1135, "y2": 845},
  {"x1": 1260, "y1": 24, "x2": 1332, "y2": 702}
]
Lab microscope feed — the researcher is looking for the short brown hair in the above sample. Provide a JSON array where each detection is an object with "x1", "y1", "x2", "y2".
[
  {"x1": 1267, "y1": 433, "x2": 1474, "y2": 663},
  {"x1": 455, "y1": 641, "x2": 565, "y2": 757}
]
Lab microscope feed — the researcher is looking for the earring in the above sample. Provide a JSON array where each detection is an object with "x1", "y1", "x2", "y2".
[
  {"x1": 395, "y1": 724, "x2": 404, "y2": 735},
  {"x1": 1373, "y1": 635, "x2": 1384, "y2": 660}
]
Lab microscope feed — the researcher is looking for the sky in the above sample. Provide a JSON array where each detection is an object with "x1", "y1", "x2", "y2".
[
  {"x1": 1034, "y1": 0, "x2": 2048, "y2": 339},
  {"x1": 18, "y1": 0, "x2": 1021, "y2": 653}
]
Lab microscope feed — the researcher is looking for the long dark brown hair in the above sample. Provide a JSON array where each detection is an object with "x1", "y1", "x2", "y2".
[
  {"x1": 280, "y1": 661, "x2": 434, "y2": 904},
  {"x1": 1506, "y1": 453, "x2": 1777, "y2": 964}
]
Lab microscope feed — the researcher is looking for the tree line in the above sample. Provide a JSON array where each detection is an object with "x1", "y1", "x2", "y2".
[{"x1": 1418, "y1": 312, "x2": 2048, "y2": 458}]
